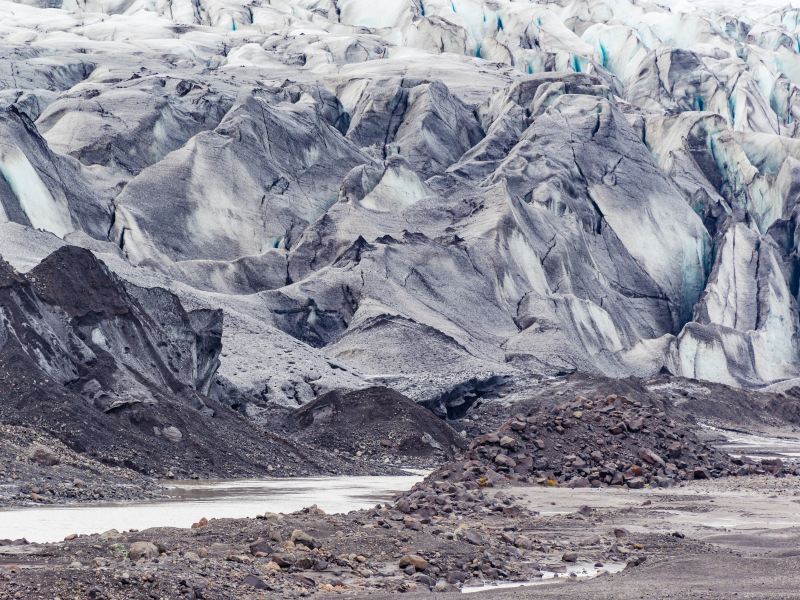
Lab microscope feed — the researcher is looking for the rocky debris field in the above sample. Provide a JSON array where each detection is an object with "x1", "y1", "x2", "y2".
[
  {"x1": 0, "y1": 423, "x2": 161, "y2": 508},
  {"x1": 1, "y1": 391, "x2": 799, "y2": 598},
  {"x1": 437, "y1": 395, "x2": 800, "y2": 490},
  {"x1": 277, "y1": 386, "x2": 466, "y2": 467},
  {"x1": 460, "y1": 372, "x2": 800, "y2": 440},
  {"x1": 0, "y1": 478, "x2": 654, "y2": 599}
]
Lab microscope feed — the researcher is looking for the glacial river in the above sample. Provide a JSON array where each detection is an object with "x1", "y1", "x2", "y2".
[{"x1": 0, "y1": 473, "x2": 426, "y2": 544}]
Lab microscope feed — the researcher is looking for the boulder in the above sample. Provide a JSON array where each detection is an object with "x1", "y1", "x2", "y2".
[
  {"x1": 28, "y1": 445, "x2": 59, "y2": 467},
  {"x1": 290, "y1": 529, "x2": 318, "y2": 549},
  {"x1": 399, "y1": 554, "x2": 429, "y2": 572},
  {"x1": 128, "y1": 541, "x2": 160, "y2": 561}
]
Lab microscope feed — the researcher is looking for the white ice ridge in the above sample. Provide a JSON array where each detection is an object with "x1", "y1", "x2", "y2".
[
  {"x1": 1, "y1": 0, "x2": 800, "y2": 403},
  {"x1": 0, "y1": 142, "x2": 73, "y2": 237}
]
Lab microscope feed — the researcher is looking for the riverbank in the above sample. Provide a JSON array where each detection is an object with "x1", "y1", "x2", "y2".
[
  {"x1": 0, "y1": 473, "x2": 427, "y2": 543},
  {"x1": 0, "y1": 423, "x2": 163, "y2": 507},
  {"x1": 2, "y1": 392, "x2": 799, "y2": 598},
  {"x1": 2, "y1": 475, "x2": 799, "y2": 599}
]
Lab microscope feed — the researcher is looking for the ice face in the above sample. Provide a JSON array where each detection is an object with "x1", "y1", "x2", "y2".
[
  {"x1": 0, "y1": 142, "x2": 73, "y2": 237},
  {"x1": 2, "y1": 0, "x2": 800, "y2": 401}
]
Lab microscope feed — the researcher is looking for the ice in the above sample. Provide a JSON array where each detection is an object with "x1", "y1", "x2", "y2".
[
  {"x1": 359, "y1": 162, "x2": 431, "y2": 213},
  {"x1": 555, "y1": 295, "x2": 624, "y2": 355},
  {"x1": 0, "y1": 143, "x2": 73, "y2": 237},
  {"x1": 674, "y1": 327, "x2": 737, "y2": 387},
  {"x1": 2, "y1": 0, "x2": 800, "y2": 395}
]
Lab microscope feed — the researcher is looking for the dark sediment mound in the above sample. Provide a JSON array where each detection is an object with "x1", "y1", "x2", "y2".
[
  {"x1": 26, "y1": 245, "x2": 133, "y2": 319},
  {"x1": 437, "y1": 395, "x2": 800, "y2": 489},
  {"x1": 283, "y1": 386, "x2": 465, "y2": 464},
  {"x1": 0, "y1": 423, "x2": 161, "y2": 505},
  {"x1": 0, "y1": 246, "x2": 363, "y2": 484}
]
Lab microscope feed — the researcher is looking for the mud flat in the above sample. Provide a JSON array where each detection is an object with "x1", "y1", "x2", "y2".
[{"x1": 439, "y1": 476, "x2": 800, "y2": 599}]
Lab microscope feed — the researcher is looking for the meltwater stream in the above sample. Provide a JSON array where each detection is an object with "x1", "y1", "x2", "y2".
[{"x1": 0, "y1": 473, "x2": 426, "y2": 544}]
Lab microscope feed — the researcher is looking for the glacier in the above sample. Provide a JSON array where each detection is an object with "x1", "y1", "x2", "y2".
[{"x1": 1, "y1": 0, "x2": 800, "y2": 408}]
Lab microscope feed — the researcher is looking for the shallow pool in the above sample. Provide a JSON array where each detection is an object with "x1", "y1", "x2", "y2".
[{"x1": 0, "y1": 473, "x2": 426, "y2": 544}]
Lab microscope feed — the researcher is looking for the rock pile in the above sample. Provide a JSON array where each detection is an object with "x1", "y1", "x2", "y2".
[
  {"x1": 280, "y1": 387, "x2": 465, "y2": 466},
  {"x1": 0, "y1": 423, "x2": 162, "y2": 506},
  {"x1": 437, "y1": 395, "x2": 799, "y2": 489}
]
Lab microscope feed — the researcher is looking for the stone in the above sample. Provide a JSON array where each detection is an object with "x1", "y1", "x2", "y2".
[
  {"x1": 638, "y1": 448, "x2": 665, "y2": 467},
  {"x1": 568, "y1": 477, "x2": 590, "y2": 488},
  {"x1": 475, "y1": 433, "x2": 500, "y2": 446},
  {"x1": 249, "y1": 539, "x2": 275, "y2": 556},
  {"x1": 270, "y1": 554, "x2": 295, "y2": 568},
  {"x1": 226, "y1": 554, "x2": 253, "y2": 564},
  {"x1": 667, "y1": 442, "x2": 683, "y2": 458},
  {"x1": 613, "y1": 528, "x2": 630, "y2": 538},
  {"x1": 243, "y1": 574, "x2": 269, "y2": 590},
  {"x1": 290, "y1": 529, "x2": 318, "y2": 549},
  {"x1": 100, "y1": 529, "x2": 123, "y2": 540},
  {"x1": 27, "y1": 444, "x2": 59, "y2": 466},
  {"x1": 627, "y1": 476, "x2": 646, "y2": 489},
  {"x1": 413, "y1": 573, "x2": 436, "y2": 587},
  {"x1": 562, "y1": 552, "x2": 578, "y2": 563},
  {"x1": 447, "y1": 570, "x2": 468, "y2": 584},
  {"x1": 399, "y1": 554, "x2": 429, "y2": 572},
  {"x1": 162, "y1": 426, "x2": 183, "y2": 443},
  {"x1": 499, "y1": 435, "x2": 516, "y2": 449},
  {"x1": 263, "y1": 561, "x2": 282, "y2": 573},
  {"x1": 626, "y1": 418, "x2": 644, "y2": 432},
  {"x1": 494, "y1": 454, "x2": 516, "y2": 468},
  {"x1": 458, "y1": 528, "x2": 487, "y2": 546},
  {"x1": 128, "y1": 542, "x2": 160, "y2": 561}
]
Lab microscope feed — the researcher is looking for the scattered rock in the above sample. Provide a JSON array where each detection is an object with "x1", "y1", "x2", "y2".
[
  {"x1": 290, "y1": 529, "x2": 318, "y2": 549},
  {"x1": 399, "y1": 554, "x2": 429, "y2": 572},
  {"x1": 243, "y1": 574, "x2": 269, "y2": 590},
  {"x1": 128, "y1": 542, "x2": 160, "y2": 561},
  {"x1": 27, "y1": 444, "x2": 59, "y2": 467},
  {"x1": 162, "y1": 427, "x2": 183, "y2": 443}
]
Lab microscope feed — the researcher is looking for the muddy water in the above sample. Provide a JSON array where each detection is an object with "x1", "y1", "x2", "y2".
[
  {"x1": 461, "y1": 562, "x2": 627, "y2": 593},
  {"x1": 700, "y1": 424, "x2": 800, "y2": 460},
  {"x1": 0, "y1": 473, "x2": 426, "y2": 544}
]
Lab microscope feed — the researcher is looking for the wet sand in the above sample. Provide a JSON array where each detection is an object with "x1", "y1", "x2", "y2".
[{"x1": 379, "y1": 475, "x2": 800, "y2": 599}]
